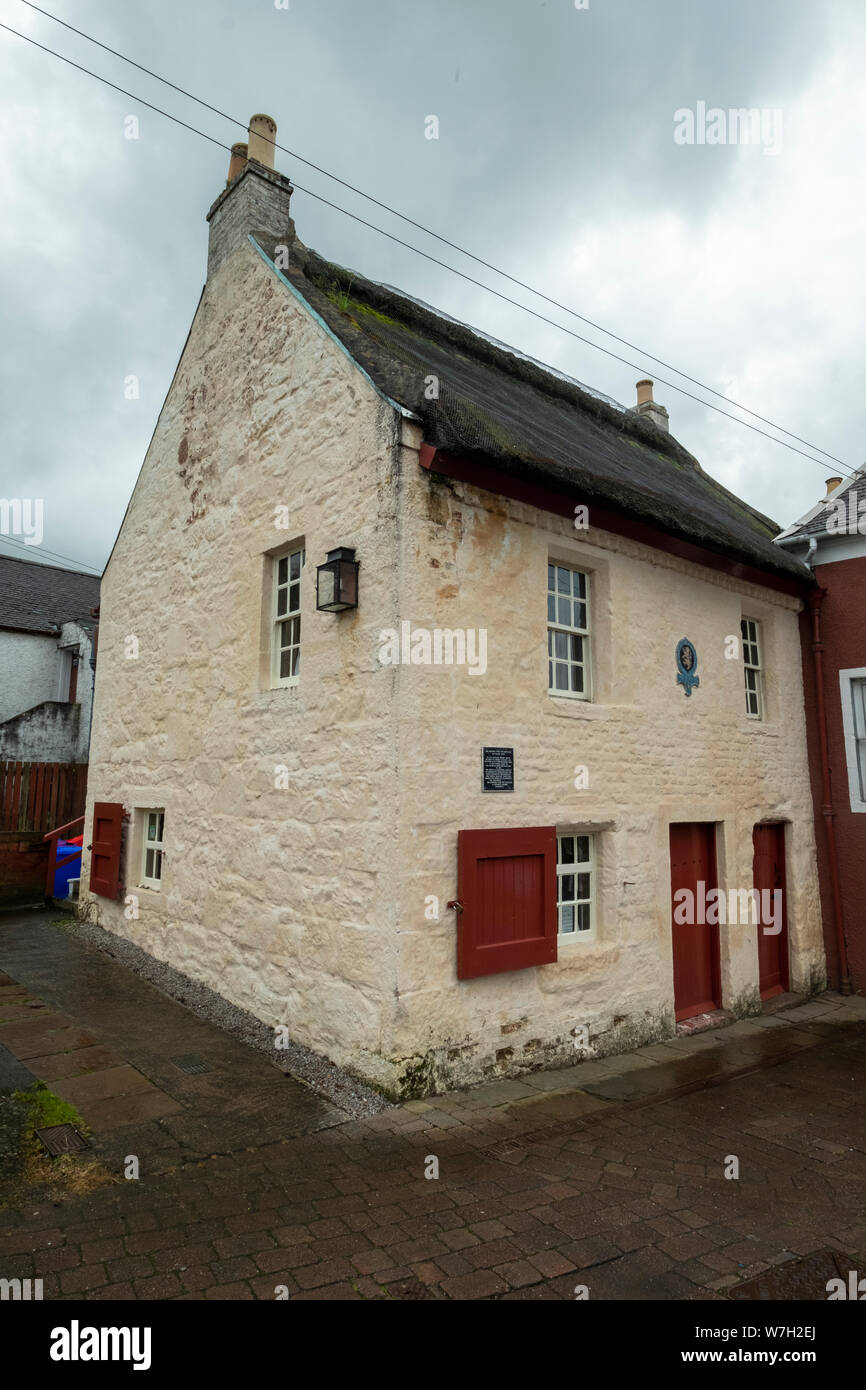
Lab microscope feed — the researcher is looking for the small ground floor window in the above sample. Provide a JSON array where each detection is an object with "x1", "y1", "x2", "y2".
[
  {"x1": 140, "y1": 809, "x2": 165, "y2": 889},
  {"x1": 556, "y1": 832, "x2": 595, "y2": 936}
]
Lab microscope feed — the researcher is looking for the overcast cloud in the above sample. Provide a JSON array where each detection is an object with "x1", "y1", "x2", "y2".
[{"x1": 1, "y1": 0, "x2": 864, "y2": 574}]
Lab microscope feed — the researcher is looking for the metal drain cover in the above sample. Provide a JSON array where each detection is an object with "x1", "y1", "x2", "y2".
[
  {"x1": 484, "y1": 1119, "x2": 569, "y2": 1160},
  {"x1": 728, "y1": 1249, "x2": 856, "y2": 1301},
  {"x1": 170, "y1": 1053, "x2": 211, "y2": 1075},
  {"x1": 36, "y1": 1124, "x2": 90, "y2": 1156}
]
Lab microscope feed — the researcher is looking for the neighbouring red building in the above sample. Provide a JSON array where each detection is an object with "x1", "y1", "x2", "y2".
[{"x1": 777, "y1": 472, "x2": 866, "y2": 993}]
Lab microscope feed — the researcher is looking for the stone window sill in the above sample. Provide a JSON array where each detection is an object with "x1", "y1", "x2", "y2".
[
  {"x1": 738, "y1": 720, "x2": 781, "y2": 737},
  {"x1": 547, "y1": 698, "x2": 612, "y2": 720}
]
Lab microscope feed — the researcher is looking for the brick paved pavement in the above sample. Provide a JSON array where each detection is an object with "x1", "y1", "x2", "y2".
[{"x1": 1, "y1": 962, "x2": 864, "y2": 1299}]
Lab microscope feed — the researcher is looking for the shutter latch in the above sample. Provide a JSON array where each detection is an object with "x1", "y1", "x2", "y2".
[{"x1": 446, "y1": 900, "x2": 464, "y2": 914}]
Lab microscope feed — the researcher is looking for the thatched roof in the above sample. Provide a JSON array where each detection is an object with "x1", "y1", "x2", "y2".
[{"x1": 253, "y1": 233, "x2": 810, "y2": 585}]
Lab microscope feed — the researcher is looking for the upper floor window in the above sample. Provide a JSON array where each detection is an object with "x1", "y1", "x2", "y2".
[
  {"x1": 273, "y1": 547, "x2": 304, "y2": 686},
  {"x1": 840, "y1": 669, "x2": 866, "y2": 812},
  {"x1": 548, "y1": 564, "x2": 591, "y2": 699},
  {"x1": 741, "y1": 617, "x2": 763, "y2": 719}
]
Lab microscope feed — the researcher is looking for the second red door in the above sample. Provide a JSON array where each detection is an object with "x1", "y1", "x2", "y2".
[{"x1": 752, "y1": 823, "x2": 789, "y2": 999}]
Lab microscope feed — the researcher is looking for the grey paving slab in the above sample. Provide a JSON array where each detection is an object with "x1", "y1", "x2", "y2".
[
  {"x1": 0, "y1": 1039, "x2": 36, "y2": 1094},
  {"x1": 0, "y1": 912, "x2": 346, "y2": 1171},
  {"x1": 779, "y1": 1002, "x2": 838, "y2": 1021}
]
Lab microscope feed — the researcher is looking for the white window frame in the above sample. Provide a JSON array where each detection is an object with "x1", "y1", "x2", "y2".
[
  {"x1": 140, "y1": 809, "x2": 165, "y2": 890},
  {"x1": 548, "y1": 563, "x2": 592, "y2": 701},
  {"x1": 556, "y1": 831, "x2": 596, "y2": 939},
  {"x1": 271, "y1": 546, "x2": 304, "y2": 687},
  {"x1": 840, "y1": 667, "x2": 866, "y2": 812},
  {"x1": 741, "y1": 617, "x2": 764, "y2": 720}
]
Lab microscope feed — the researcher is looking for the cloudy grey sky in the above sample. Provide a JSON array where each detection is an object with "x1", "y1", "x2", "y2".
[{"x1": 1, "y1": 0, "x2": 864, "y2": 574}]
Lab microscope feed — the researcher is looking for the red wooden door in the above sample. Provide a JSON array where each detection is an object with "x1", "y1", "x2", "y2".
[
  {"x1": 456, "y1": 827, "x2": 557, "y2": 979},
  {"x1": 669, "y1": 822, "x2": 721, "y2": 1021},
  {"x1": 752, "y1": 823, "x2": 789, "y2": 999}
]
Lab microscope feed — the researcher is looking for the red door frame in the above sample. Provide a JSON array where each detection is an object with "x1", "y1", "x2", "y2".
[
  {"x1": 752, "y1": 822, "x2": 790, "y2": 999},
  {"x1": 669, "y1": 822, "x2": 722, "y2": 1021}
]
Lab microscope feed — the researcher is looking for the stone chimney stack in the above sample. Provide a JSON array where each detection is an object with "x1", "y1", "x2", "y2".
[
  {"x1": 206, "y1": 113, "x2": 294, "y2": 279},
  {"x1": 631, "y1": 379, "x2": 670, "y2": 433}
]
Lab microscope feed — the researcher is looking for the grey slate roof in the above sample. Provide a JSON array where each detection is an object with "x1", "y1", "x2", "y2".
[
  {"x1": 0, "y1": 554, "x2": 101, "y2": 635},
  {"x1": 775, "y1": 470, "x2": 865, "y2": 543},
  {"x1": 253, "y1": 233, "x2": 811, "y2": 586}
]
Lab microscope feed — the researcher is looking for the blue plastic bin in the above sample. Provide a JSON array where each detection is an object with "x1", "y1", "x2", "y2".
[{"x1": 53, "y1": 840, "x2": 82, "y2": 898}]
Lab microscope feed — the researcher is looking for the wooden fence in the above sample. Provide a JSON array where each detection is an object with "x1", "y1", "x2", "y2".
[{"x1": 0, "y1": 761, "x2": 88, "y2": 905}]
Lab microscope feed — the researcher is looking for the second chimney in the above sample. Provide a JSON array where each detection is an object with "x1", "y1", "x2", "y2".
[
  {"x1": 632, "y1": 379, "x2": 670, "y2": 433},
  {"x1": 226, "y1": 142, "x2": 248, "y2": 186}
]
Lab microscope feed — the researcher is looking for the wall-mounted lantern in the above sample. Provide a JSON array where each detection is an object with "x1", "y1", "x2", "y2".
[{"x1": 316, "y1": 547, "x2": 359, "y2": 613}]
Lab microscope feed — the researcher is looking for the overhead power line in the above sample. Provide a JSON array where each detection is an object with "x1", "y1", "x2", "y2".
[
  {"x1": 0, "y1": 14, "x2": 855, "y2": 481},
  {"x1": 0, "y1": 531, "x2": 104, "y2": 575},
  {"x1": 16, "y1": 0, "x2": 853, "y2": 478},
  {"x1": 16, "y1": 0, "x2": 851, "y2": 473}
]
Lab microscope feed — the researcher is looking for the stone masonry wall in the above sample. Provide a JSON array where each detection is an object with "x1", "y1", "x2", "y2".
[
  {"x1": 386, "y1": 425, "x2": 826, "y2": 1094},
  {"x1": 80, "y1": 241, "x2": 405, "y2": 1092}
]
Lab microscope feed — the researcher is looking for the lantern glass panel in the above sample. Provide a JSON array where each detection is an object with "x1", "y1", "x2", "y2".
[
  {"x1": 339, "y1": 565, "x2": 358, "y2": 606},
  {"x1": 318, "y1": 567, "x2": 337, "y2": 608}
]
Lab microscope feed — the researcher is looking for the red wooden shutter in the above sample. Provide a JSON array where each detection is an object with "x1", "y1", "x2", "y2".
[
  {"x1": 90, "y1": 801, "x2": 124, "y2": 899},
  {"x1": 457, "y1": 826, "x2": 558, "y2": 980}
]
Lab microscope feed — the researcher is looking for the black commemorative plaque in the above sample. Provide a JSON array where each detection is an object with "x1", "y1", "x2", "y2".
[{"x1": 482, "y1": 746, "x2": 514, "y2": 792}]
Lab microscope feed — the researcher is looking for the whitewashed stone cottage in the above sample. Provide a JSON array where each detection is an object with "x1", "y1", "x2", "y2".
[{"x1": 81, "y1": 116, "x2": 826, "y2": 1097}]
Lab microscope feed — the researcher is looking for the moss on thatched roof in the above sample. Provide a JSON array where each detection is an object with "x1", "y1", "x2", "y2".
[{"x1": 252, "y1": 232, "x2": 809, "y2": 584}]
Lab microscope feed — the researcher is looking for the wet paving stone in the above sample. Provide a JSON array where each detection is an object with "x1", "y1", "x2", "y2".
[
  {"x1": 2, "y1": 912, "x2": 865, "y2": 1300},
  {"x1": 728, "y1": 1248, "x2": 861, "y2": 1301}
]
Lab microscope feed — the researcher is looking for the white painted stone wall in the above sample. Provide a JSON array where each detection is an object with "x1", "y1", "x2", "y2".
[
  {"x1": 0, "y1": 631, "x2": 58, "y2": 723},
  {"x1": 81, "y1": 242, "x2": 405, "y2": 1092},
  {"x1": 81, "y1": 240, "x2": 825, "y2": 1099},
  {"x1": 387, "y1": 424, "x2": 825, "y2": 1092}
]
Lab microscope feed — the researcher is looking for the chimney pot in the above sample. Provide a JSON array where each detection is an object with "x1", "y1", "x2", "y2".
[
  {"x1": 824, "y1": 476, "x2": 843, "y2": 499},
  {"x1": 631, "y1": 378, "x2": 670, "y2": 433},
  {"x1": 226, "y1": 142, "x2": 248, "y2": 186},
  {"x1": 248, "y1": 113, "x2": 277, "y2": 169}
]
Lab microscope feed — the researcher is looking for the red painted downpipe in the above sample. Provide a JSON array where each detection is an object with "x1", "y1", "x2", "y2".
[{"x1": 808, "y1": 589, "x2": 851, "y2": 993}]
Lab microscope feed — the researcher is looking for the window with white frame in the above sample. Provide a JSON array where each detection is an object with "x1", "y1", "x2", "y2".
[
  {"x1": 140, "y1": 810, "x2": 165, "y2": 889},
  {"x1": 272, "y1": 547, "x2": 304, "y2": 685},
  {"x1": 548, "y1": 563, "x2": 591, "y2": 698},
  {"x1": 840, "y1": 669, "x2": 866, "y2": 812},
  {"x1": 556, "y1": 832, "x2": 595, "y2": 936},
  {"x1": 741, "y1": 617, "x2": 763, "y2": 719}
]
